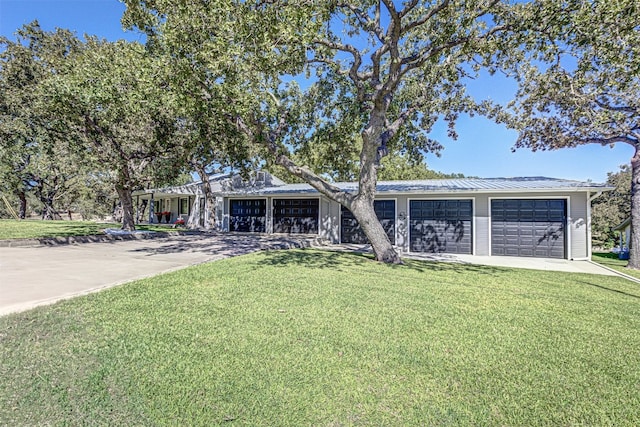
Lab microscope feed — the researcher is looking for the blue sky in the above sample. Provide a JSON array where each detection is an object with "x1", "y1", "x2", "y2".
[{"x1": 0, "y1": 0, "x2": 633, "y2": 183}]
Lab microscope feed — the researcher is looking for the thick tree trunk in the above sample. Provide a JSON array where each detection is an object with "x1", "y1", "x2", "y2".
[
  {"x1": 17, "y1": 191, "x2": 26, "y2": 219},
  {"x1": 350, "y1": 196, "x2": 401, "y2": 263},
  {"x1": 195, "y1": 165, "x2": 216, "y2": 230},
  {"x1": 137, "y1": 199, "x2": 148, "y2": 223},
  {"x1": 41, "y1": 200, "x2": 61, "y2": 220},
  {"x1": 115, "y1": 184, "x2": 136, "y2": 231},
  {"x1": 628, "y1": 146, "x2": 640, "y2": 269},
  {"x1": 34, "y1": 181, "x2": 62, "y2": 220},
  {"x1": 354, "y1": 111, "x2": 403, "y2": 264}
]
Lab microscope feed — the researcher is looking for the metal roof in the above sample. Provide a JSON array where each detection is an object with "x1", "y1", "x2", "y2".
[{"x1": 226, "y1": 177, "x2": 612, "y2": 196}]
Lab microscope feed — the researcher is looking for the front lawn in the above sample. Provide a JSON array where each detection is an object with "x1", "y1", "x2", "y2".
[
  {"x1": 0, "y1": 219, "x2": 171, "y2": 240},
  {"x1": 591, "y1": 252, "x2": 640, "y2": 279},
  {"x1": 1, "y1": 250, "x2": 639, "y2": 425}
]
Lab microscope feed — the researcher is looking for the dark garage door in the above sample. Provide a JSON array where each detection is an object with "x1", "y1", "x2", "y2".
[
  {"x1": 410, "y1": 200, "x2": 473, "y2": 254},
  {"x1": 491, "y1": 199, "x2": 566, "y2": 258},
  {"x1": 273, "y1": 198, "x2": 319, "y2": 234},
  {"x1": 341, "y1": 200, "x2": 396, "y2": 244},
  {"x1": 230, "y1": 199, "x2": 266, "y2": 232}
]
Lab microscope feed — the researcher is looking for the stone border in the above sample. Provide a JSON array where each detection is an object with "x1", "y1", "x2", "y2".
[{"x1": 0, "y1": 230, "x2": 204, "y2": 248}]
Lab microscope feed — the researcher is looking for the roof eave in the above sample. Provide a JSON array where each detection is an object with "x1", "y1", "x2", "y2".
[{"x1": 223, "y1": 186, "x2": 614, "y2": 197}]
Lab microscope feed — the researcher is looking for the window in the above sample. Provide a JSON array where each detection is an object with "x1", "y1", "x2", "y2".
[{"x1": 179, "y1": 198, "x2": 189, "y2": 215}]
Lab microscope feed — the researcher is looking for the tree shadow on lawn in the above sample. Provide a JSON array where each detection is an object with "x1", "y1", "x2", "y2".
[
  {"x1": 128, "y1": 234, "x2": 317, "y2": 257},
  {"x1": 575, "y1": 279, "x2": 640, "y2": 300},
  {"x1": 128, "y1": 234, "x2": 504, "y2": 276},
  {"x1": 259, "y1": 248, "x2": 506, "y2": 276}
]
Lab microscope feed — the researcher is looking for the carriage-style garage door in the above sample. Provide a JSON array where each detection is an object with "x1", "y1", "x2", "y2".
[
  {"x1": 341, "y1": 200, "x2": 396, "y2": 244},
  {"x1": 409, "y1": 200, "x2": 473, "y2": 254},
  {"x1": 273, "y1": 198, "x2": 319, "y2": 234},
  {"x1": 230, "y1": 199, "x2": 266, "y2": 232},
  {"x1": 491, "y1": 199, "x2": 566, "y2": 259}
]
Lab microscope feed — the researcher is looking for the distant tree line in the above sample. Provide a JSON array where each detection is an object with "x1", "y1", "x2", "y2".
[
  {"x1": 0, "y1": 24, "x2": 192, "y2": 226},
  {"x1": 591, "y1": 165, "x2": 631, "y2": 249}
]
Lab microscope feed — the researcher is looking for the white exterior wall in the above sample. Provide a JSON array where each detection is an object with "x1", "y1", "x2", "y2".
[
  {"x1": 220, "y1": 191, "x2": 593, "y2": 260},
  {"x1": 319, "y1": 197, "x2": 341, "y2": 243},
  {"x1": 474, "y1": 197, "x2": 490, "y2": 256},
  {"x1": 221, "y1": 198, "x2": 230, "y2": 231},
  {"x1": 395, "y1": 196, "x2": 409, "y2": 252},
  {"x1": 569, "y1": 192, "x2": 589, "y2": 259},
  {"x1": 388, "y1": 192, "x2": 590, "y2": 259}
]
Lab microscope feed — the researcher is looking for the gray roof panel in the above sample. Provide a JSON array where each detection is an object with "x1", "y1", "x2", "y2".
[{"x1": 226, "y1": 177, "x2": 612, "y2": 196}]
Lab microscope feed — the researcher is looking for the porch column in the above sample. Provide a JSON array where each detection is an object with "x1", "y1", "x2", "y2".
[{"x1": 149, "y1": 192, "x2": 155, "y2": 224}]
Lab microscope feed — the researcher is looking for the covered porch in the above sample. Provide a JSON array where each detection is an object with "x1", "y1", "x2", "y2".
[{"x1": 133, "y1": 183, "x2": 203, "y2": 227}]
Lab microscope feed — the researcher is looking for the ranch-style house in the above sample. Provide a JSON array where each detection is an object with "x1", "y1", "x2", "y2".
[{"x1": 132, "y1": 171, "x2": 611, "y2": 260}]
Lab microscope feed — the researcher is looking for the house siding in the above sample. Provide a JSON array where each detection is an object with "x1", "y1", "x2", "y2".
[
  {"x1": 134, "y1": 174, "x2": 607, "y2": 261},
  {"x1": 569, "y1": 192, "x2": 589, "y2": 259},
  {"x1": 216, "y1": 189, "x2": 593, "y2": 260},
  {"x1": 475, "y1": 197, "x2": 490, "y2": 256},
  {"x1": 204, "y1": 179, "x2": 590, "y2": 259}
]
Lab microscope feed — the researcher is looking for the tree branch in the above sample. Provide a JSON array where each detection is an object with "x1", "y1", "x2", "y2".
[
  {"x1": 387, "y1": 106, "x2": 420, "y2": 137},
  {"x1": 231, "y1": 113, "x2": 353, "y2": 205},
  {"x1": 399, "y1": 0, "x2": 420, "y2": 18},
  {"x1": 400, "y1": 0, "x2": 449, "y2": 34},
  {"x1": 581, "y1": 135, "x2": 638, "y2": 146},
  {"x1": 375, "y1": 0, "x2": 402, "y2": 106},
  {"x1": 594, "y1": 97, "x2": 636, "y2": 113},
  {"x1": 313, "y1": 38, "x2": 365, "y2": 100},
  {"x1": 399, "y1": 23, "x2": 509, "y2": 78},
  {"x1": 337, "y1": 2, "x2": 386, "y2": 44}
]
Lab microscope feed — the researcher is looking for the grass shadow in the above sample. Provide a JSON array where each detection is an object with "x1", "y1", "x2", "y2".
[
  {"x1": 397, "y1": 256, "x2": 507, "y2": 276},
  {"x1": 127, "y1": 233, "x2": 507, "y2": 277},
  {"x1": 128, "y1": 234, "x2": 323, "y2": 257},
  {"x1": 256, "y1": 248, "x2": 373, "y2": 271},
  {"x1": 258, "y1": 248, "x2": 507, "y2": 277},
  {"x1": 576, "y1": 279, "x2": 640, "y2": 300},
  {"x1": 591, "y1": 252, "x2": 640, "y2": 279}
]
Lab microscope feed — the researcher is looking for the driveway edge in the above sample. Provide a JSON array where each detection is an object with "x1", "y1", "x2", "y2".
[
  {"x1": 587, "y1": 260, "x2": 640, "y2": 284},
  {"x1": 0, "y1": 230, "x2": 204, "y2": 248}
]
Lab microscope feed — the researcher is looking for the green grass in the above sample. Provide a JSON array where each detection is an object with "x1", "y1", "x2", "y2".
[
  {"x1": 2, "y1": 249, "x2": 640, "y2": 425},
  {"x1": 591, "y1": 252, "x2": 640, "y2": 279},
  {"x1": 0, "y1": 219, "x2": 172, "y2": 240}
]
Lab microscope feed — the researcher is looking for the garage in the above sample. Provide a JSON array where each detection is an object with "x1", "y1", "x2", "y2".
[
  {"x1": 229, "y1": 199, "x2": 266, "y2": 232},
  {"x1": 491, "y1": 199, "x2": 566, "y2": 258},
  {"x1": 409, "y1": 200, "x2": 473, "y2": 254},
  {"x1": 273, "y1": 198, "x2": 319, "y2": 234},
  {"x1": 341, "y1": 200, "x2": 396, "y2": 244}
]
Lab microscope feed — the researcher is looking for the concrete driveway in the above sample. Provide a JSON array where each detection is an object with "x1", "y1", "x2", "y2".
[
  {"x1": 0, "y1": 233, "x2": 624, "y2": 317},
  {"x1": 0, "y1": 233, "x2": 317, "y2": 316}
]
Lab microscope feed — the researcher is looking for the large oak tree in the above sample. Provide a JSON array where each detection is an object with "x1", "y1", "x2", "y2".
[
  {"x1": 505, "y1": 0, "x2": 640, "y2": 267},
  {"x1": 0, "y1": 23, "x2": 86, "y2": 219},
  {"x1": 123, "y1": 0, "x2": 547, "y2": 263},
  {"x1": 46, "y1": 38, "x2": 186, "y2": 230}
]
